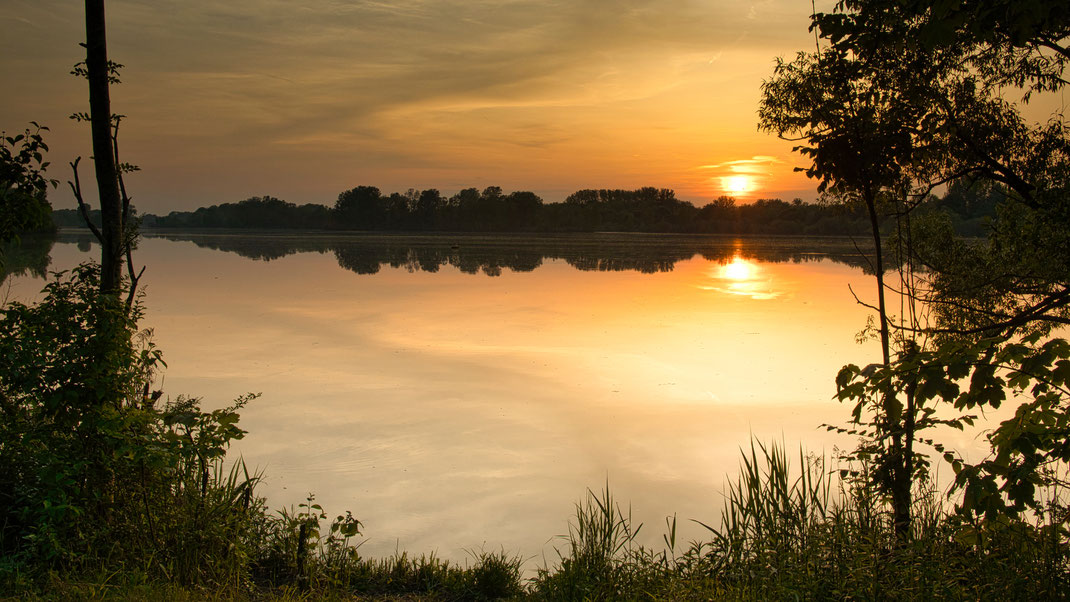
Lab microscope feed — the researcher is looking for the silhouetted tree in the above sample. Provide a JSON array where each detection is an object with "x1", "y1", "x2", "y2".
[
  {"x1": 415, "y1": 188, "x2": 444, "y2": 229},
  {"x1": 335, "y1": 186, "x2": 382, "y2": 229},
  {"x1": 766, "y1": 0, "x2": 1070, "y2": 533}
]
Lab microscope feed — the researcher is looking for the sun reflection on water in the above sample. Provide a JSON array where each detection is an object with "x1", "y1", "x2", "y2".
[{"x1": 700, "y1": 255, "x2": 781, "y2": 300}]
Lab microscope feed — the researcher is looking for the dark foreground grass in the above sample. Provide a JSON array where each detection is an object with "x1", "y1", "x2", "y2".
[
  {"x1": 527, "y1": 443, "x2": 1070, "y2": 601},
  {"x1": 5, "y1": 442, "x2": 1067, "y2": 601}
]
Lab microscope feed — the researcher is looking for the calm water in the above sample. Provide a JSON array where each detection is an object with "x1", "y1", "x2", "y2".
[{"x1": 5, "y1": 232, "x2": 990, "y2": 565}]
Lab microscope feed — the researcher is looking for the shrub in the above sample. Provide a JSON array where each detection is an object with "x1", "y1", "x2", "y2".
[{"x1": 0, "y1": 264, "x2": 259, "y2": 588}]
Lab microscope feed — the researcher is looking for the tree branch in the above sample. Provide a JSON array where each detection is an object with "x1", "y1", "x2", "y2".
[
  {"x1": 1038, "y1": 38, "x2": 1070, "y2": 61},
  {"x1": 69, "y1": 157, "x2": 104, "y2": 243}
]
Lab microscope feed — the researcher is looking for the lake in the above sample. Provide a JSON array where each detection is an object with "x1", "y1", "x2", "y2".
[{"x1": 5, "y1": 231, "x2": 990, "y2": 566}]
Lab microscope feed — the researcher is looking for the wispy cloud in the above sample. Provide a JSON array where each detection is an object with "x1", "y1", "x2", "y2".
[
  {"x1": 696, "y1": 156, "x2": 785, "y2": 197},
  {"x1": 698, "y1": 156, "x2": 782, "y2": 173},
  {"x1": 0, "y1": 0, "x2": 818, "y2": 208}
]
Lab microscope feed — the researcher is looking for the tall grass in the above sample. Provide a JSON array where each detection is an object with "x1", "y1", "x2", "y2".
[
  {"x1": 530, "y1": 485, "x2": 640, "y2": 600},
  {"x1": 7, "y1": 439, "x2": 1067, "y2": 600},
  {"x1": 530, "y1": 441, "x2": 1070, "y2": 601}
]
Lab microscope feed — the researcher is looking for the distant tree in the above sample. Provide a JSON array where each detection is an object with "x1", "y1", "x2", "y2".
[
  {"x1": 415, "y1": 188, "x2": 444, "y2": 228},
  {"x1": 449, "y1": 187, "x2": 481, "y2": 229},
  {"x1": 563, "y1": 189, "x2": 601, "y2": 231},
  {"x1": 142, "y1": 184, "x2": 976, "y2": 236},
  {"x1": 334, "y1": 185, "x2": 382, "y2": 229},
  {"x1": 450, "y1": 187, "x2": 480, "y2": 210},
  {"x1": 503, "y1": 190, "x2": 543, "y2": 230},
  {"x1": 149, "y1": 197, "x2": 330, "y2": 230},
  {"x1": 384, "y1": 192, "x2": 411, "y2": 228}
]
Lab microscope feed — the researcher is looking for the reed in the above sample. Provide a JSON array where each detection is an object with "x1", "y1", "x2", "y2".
[
  {"x1": 530, "y1": 484, "x2": 640, "y2": 600},
  {"x1": 530, "y1": 441, "x2": 1069, "y2": 601}
]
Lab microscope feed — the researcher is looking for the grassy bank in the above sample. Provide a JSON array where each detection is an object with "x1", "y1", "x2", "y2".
[{"x1": 4, "y1": 444, "x2": 1067, "y2": 601}]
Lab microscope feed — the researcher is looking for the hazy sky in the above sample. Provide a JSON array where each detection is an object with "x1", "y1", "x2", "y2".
[{"x1": 4, "y1": 1, "x2": 836, "y2": 213}]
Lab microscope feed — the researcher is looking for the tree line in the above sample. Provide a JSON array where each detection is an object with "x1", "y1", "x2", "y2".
[{"x1": 50, "y1": 181, "x2": 1001, "y2": 236}]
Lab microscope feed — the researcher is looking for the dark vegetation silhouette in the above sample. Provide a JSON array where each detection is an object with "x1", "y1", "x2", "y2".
[
  {"x1": 0, "y1": 123, "x2": 56, "y2": 246},
  {"x1": 133, "y1": 231, "x2": 877, "y2": 276},
  {"x1": 52, "y1": 184, "x2": 995, "y2": 236},
  {"x1": 761, "y1": 0, "x2": 1070, "y2": 544},
  {"x1": 74, "y1": 0, "x2": 129, "y2": 294}
]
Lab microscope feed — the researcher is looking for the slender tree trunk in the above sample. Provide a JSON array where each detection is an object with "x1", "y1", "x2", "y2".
[
  {"x1": 864, "y1": 190, "x2": 911, "y2": 540},
  {"x1": 85, "y1": 0, "x2": 123, "y2": 294}
]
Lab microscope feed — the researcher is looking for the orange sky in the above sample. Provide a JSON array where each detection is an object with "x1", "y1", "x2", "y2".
[{"x1": 0, "y1": 0, "x2": 1019, "y2": 213}]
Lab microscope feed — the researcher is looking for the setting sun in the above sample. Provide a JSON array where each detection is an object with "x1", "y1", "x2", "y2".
[{"x1": 722, "y1": 175, "x2": 752, "y2": 196}]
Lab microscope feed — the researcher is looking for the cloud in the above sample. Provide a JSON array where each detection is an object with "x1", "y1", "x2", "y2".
[
  {"x1": 698, "y1": 156, "x2": 783, "y2": 175},
  {"x1": 99, "y1": 0, "x2": 806, "y2": 130},
  {"x1": 0, "y1": 0, "x2": 818, "y2": 208},
  {"x1": 696, "y1": 156, "x2": 786, "y2": 198}
]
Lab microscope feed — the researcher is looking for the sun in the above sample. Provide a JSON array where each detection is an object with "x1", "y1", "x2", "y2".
[{"x1": 721, "y1": 175, "x2": 751, "y2": 196}]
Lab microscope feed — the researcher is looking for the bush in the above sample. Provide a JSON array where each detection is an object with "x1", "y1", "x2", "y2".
[{"x1": 0, "y1": 264, "x2": 260, "y2": 587}]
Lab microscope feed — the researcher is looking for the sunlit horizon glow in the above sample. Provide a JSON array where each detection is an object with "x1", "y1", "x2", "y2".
[
  {"x1": 0, "y1": 1, "x2": 834, "y2": 213},
  {"x1": 4, "y1": 3, "x2": 1063, "y2": 214}
]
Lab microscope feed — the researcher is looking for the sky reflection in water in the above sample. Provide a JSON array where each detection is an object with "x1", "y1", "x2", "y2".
[{"x1": 9, "y1": 233, "x2": 957, "y2": 569}]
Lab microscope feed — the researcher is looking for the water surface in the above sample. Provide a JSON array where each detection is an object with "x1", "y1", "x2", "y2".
[{"x1": 8, "y1": 232, "x2": 924, "y2": 563}]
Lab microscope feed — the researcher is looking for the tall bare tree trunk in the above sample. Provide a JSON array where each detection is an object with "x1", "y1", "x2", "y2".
[
  {"x1": 85, "y1": 0, "x2": 123, "y2": 294},
  {"x1": 864, "y1": 189, "x2": 910, "y2": 540}
]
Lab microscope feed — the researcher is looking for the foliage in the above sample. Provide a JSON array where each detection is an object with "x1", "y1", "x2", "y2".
[
  {"x1": 759, "y1": 25, "x2": 922, "y2": 534},
  {"x1": 834, "y1": 331, "x2": 1070, "y2": 520},
  {"x1": 761, "y1": 0, "x2": 1070, "y2": 534},
  {"x1": 148, "y1": 196, "x2": 330, "y2": 230},
  {"x1": 244, "y1": 491, "x2": 523, "y2": 600},
  {"x1": 250, "y1": 493, "x2": 362, "y2": 590},
  {"x1": 0, "y1": 123, "x2": 56, "y2": 242},
  {"x1": 816, "y1": 0, "x2": 1069, "y2": 99},
  {"x1": 698, "y1": 442, "x2": 1070, "y2": 600},
  {"x1": 700, "y1": 441, "x2": 836, "y2": 577},
  {"x1": 0, "y1": 264, "x2": 260, "y2": 587}
]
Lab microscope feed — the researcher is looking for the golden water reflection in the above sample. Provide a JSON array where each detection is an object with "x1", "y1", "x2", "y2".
[
  {"x1": 10, "y1": 233, "x2": 978, "y2": 573},
  {"x1": 703, "y1": 255, "x2": 781, "y2": 300}
]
